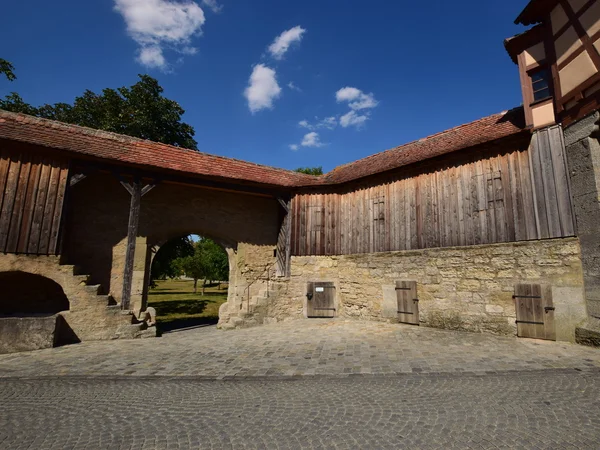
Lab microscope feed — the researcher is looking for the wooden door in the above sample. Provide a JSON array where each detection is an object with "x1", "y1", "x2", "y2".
[
  {"x1": 396, "y1": 281, "x2": 419, "y2": 325},
  {"x1": 307, "y1": 282, "x2": 336, "y2": 318},
  {"x1": 514, "y1": 284, "x2": 556, "y2": 340}
]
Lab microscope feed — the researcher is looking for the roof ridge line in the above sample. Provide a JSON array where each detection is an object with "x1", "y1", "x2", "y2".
[{"x1": 328, "y1": 107, "x2": 522, "y2": 175}]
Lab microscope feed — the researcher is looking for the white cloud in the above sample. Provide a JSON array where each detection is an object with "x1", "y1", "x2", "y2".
[
  {"x1": 301, "y1": 132, "x2": 325, "y2": 148},
  {"x1": 138, "y1": 45, "x2": 166, "y2": 68},
  {"x1": 268, "y1": 26, "x2": 306, "y2": 60},
  {"x1": 113, "y1": 0, "x2": 206, "y2": 69},
  {"x1": 335, "y1": 86, "x2": 378, "y2": 129},
  {"x1": 289, "y1": 144, "x2": 299, "y2": 151},
  {"x1": 340, "y1": 110, "x2": 369, "y2": 128},
  {"x1": 321, "y1": 116, "x2": 337, "y2": 129},
  {"x1": 244, "y1": 64, "x2": 282, "y2": 113},
  {"x1": 335, "y1": 87, "x2": 362, "y2": 102},
  {"x1": 201, "y1": 0, "x2": 223, "y2": 13},
  {"x1": 299, "y1": 116, "x2": 337, "y2": 131},
  {"x1": 336, "y1": 86, "x2": 378, "y2": 110},
  {"x1": 288, "y1": 81, "x2": 302, "y2": 92}
]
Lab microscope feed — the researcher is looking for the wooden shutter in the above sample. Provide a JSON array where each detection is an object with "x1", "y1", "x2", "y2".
[
  {"x1": 307, "y1": 281, "x2": 336, "y2": 318},
  {"x1": 395, "y1": 281, "x2": 419, "y2": 325},
  {"x1": 514, "y1": 284, "x2": 556, "y2": 340}
]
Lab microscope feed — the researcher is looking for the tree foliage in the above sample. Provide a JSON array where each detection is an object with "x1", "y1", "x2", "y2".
[
  {"x1": 151, "y1": 236, "x2": 195, "y2": 282},
  {"x1": 0, "y1": 59, "x2": 16, "y2": 82},
  {"x1": 295, "y1": 166, "x2": 324, "y2": 176},
  {"x1": 175, "y1": 238, "x2": 229, "y2": 294},
  {"x1": 0, "y1": 74, "x2": 198, "y2": 149}
]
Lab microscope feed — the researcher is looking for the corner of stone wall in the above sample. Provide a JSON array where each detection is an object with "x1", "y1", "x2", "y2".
[{"x1": 564, "y1": 111, "x2": 600, "y2": 324}]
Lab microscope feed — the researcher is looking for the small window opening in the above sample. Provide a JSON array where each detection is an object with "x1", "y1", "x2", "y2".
[{"x1": 531, "y1": 69, "x2": 551, "y2": 102}]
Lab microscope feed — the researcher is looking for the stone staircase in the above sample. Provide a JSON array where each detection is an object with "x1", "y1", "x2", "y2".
[
  {"x1": 61, "y1": 263, "x2": 156, "y2": 341},
  {"x1": 224, "y1": 281, "x2": 287, "y2": 329}
]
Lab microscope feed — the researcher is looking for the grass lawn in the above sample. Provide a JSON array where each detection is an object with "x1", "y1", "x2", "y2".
[{"x1": 148, "y1": 279, "x2": 228, "y2": 332}]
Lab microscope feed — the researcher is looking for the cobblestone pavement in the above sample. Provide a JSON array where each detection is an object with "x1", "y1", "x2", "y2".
[
  {"x1": 1, "y1": 369, "x2": 600, "y2": 449},
  {"x1": 2, "y1": 320, "x2": 600, "y2": 449},
  {"x1": 1, "y1": 319, "x2": 600, "y2": 378}
]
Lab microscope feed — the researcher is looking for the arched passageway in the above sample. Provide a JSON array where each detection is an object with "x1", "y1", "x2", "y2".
[
  {"x1": 146, "y1": 234, "x2": 230, "y2": 332},
  {"x1": 0, "y1": 271, "x2": 70, "y2": 316}
]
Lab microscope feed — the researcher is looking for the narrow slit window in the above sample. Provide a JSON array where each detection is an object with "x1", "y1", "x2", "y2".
[{"x1": 531, "y1": 69, "x2": 551, "y2": 102}]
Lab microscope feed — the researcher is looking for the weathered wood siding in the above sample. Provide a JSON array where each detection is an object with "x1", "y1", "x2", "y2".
[
  {"x1": 291, "y1": 133, "x2": 576, "y2": 256},
  {"x1": 0, "y1": 148, "x2": 69, "y2": 255}
]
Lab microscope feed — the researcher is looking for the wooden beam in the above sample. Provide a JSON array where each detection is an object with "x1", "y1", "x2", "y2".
[
  {"x1": 141, "y1": 183, "x2": 157, "y2": 197},
  {"x1": 121, "y1": 178, "x2": 142, "y2": 310},
  {"x1": 285, "y1": 199, "x2": 292, "y2": 277},
  {"x1": 120, "y1": 180, "x2": 134, "y2": 196},
  {"x1": 69, "y1": 173, "x2": 87, "y2": 187},
  {"x1": 277, "y1": 197, "x2": 289, "y2": 213}
]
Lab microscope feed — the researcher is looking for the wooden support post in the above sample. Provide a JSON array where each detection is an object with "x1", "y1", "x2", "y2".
[
  {"x1": 120, "y1": 176, "x2": 158, "y2": 310},
  {"x1": 121, "y1": 178, "x2": 142, "y2": 311},
  {"x1": 285, "y1": 199, "x2": 292, "y2": 277}
]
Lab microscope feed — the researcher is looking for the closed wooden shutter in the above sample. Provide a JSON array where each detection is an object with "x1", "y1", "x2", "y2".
[
  {"x1": 396, "y1": 281, "x2": 419, "y2": 325},
  {"x1": 307, "y1": 282, "x2": 336, "y2": 318},
  {"x1": 514, "y1": 284, "x2": 556, "y2": 340}
]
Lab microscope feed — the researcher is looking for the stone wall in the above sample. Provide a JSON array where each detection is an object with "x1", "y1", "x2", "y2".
[
  {"x1": 0, "y1": 254, "x2": 141, "y2": 342},
  {"x1": 564, "y1": 112, "x2": 600, "y2": 320},
  {"x1": 285, "y1": 238, "x2": 586, "y2": 342}
]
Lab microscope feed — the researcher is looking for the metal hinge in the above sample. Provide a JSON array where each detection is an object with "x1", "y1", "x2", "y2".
[
  {"x1": 513, "y1": 295, "x2": 542, "y2": 299},
  {"x1": 313, "y1": 308, "x2": 336, "y2": 311},
  {"x1": 397, "y1": 311, "x2": 414, "y2": 315},
  {"x1": 544, "y1": 306, "x2": 555, "y2": 313}
]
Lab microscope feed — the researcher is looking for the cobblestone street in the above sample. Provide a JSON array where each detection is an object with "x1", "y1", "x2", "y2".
[
  {"x1": 1, "y1": 320, "x2": 600, "y2": 378},
  {"x1": 1, "y1": 320, "x2": 600, "y2": 449}
]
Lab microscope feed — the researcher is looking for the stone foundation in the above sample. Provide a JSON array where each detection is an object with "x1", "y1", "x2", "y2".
[{"x1": 284, "y1": 238, "x2": 586, "y2": 342}]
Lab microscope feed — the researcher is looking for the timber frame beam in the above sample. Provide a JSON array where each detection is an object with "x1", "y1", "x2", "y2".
[{"x1": 119, "y1": 176, "x2": 158, "y2": 311}]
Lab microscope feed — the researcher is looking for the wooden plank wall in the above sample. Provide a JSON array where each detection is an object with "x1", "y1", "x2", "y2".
[
  {"x1": 0, "y1": 148, "x2": 69, "y2": 255},
  {"x1": 291, "y1": 131, "x2": 576, "y2": 256}
]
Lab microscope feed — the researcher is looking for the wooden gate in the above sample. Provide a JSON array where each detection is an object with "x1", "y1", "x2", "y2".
[
  {"x1": 307, "y1": 282, "x2": 336, "y2": 318},
  {"x1": 514, "y1": 284, "x2": 556, "y2": 340},
  {"x1": 396, "y1": 281, "x2": 419, "y2": 325}
]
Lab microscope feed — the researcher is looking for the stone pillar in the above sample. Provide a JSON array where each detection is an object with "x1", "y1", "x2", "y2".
[
  {"x1": 564, "y1": 112, "x2": 600, "y2": 336},
  {"x1": 130, "y1": 236, "x2": 148, "y2": 316}
]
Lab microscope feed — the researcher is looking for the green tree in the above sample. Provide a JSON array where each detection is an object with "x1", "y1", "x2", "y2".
[
  {"x1": 176, "y1": 238, "x2": 228, "y2": 294},
  {"x1": 0, "y1": 74, "x2": 198, "y2": 149},
  {"x1": 0, "y1": 59, "x2": 16, "y2": 82},
  {"x1": 295, "y1": 166, "x2": 323, "y2": 175},
  {"x1": 151, "y1": 236, "x2": 195, "y2": 282}
]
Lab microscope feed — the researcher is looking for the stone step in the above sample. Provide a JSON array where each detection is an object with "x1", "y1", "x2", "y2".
[
  {"x1": 105, "y1": 305, "x2": 132, "y2": 316},
  {"x1": 73, "y1": 274, "x2": 91, "y2": 285},
  {"x1": 84, "y1": 284, "x2": 103, "y2": 295}
]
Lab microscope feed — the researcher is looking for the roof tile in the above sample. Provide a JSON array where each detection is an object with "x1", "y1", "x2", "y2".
[{"x1": 0, "y1": 108, "x2": 527, "y2": 188}]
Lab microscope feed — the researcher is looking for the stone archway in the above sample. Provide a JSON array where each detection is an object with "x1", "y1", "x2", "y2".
[
  {"x1": 0, "y1": 271, "x2": 70, "y2": 316},
  {"x1": 141, "y1": 232, "x2": 234, "y2": 331},
  {"x1": 64, "y1": 172, "x2": 290, "y2": 329}
]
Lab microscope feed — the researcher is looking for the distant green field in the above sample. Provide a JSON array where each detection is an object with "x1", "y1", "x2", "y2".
[{"x1": 148, "y1": 279, "x2": 228, "y2": 331}]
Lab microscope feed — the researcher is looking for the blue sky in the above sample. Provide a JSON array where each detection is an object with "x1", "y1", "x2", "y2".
[{"x1": 0, "y1": 0, "x2": 528, "y2": 173}]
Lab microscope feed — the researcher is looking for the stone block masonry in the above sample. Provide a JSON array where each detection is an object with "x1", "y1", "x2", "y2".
[{"x1": 287, "y1": 238, "x2": 586, "y2": 342}]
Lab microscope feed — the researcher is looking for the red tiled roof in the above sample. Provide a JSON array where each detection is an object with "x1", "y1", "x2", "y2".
[
  {"x1": 0, "y1": 111, "x2": 320, "y2": 189},
  {"x1": 0, "y1": 108, "x2": 527, "y2": 189},
  {"x1": 322, "y1": 107, "x2": 527, "y2": 185}
]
